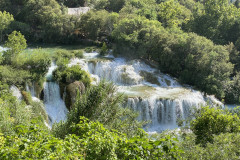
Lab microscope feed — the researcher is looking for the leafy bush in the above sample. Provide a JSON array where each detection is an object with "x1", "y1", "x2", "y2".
[
  {"x1": 0, "y1": 116, "x2": 181, "y2": 159},
  {"x1": 73, "y1": 50, "x2": 84, "y2": 58},
  {"x1": 191, "y1": 106, "x2": 240, "y2": 145},
  {"x1": 53, "y1": 50, "x2": 83, "y2": 70},
  {"x1": 0, "y1": 82, "x2": 48, "y2": 135},
  {"x1": 177, "y1": 131, "x2": 240, "y2": 159},
  {"x1": 31, "y1": 101, "x2": 49, "y2": 124},
  {"x1": 0, "y1": 66, "x2": 31, "y2": 85},
  {"x1": 100, "y1": 42, "x2": 108, "y2": 56},
  {"x1": 62, "y1": 116, "x2": 182, "y2": 160},
  {"x1": 53, "y1": 81, "x2": 145, "y2": 138},
  {"x1": 53, "y1": 65, "x2": 91, "y2": 87},
  {"x1": 52, "y1": 50, "x2": 75, "y2": 62},
  {"x1": 12, "y1": 49, "x2": 51, "y2": 80},
  {"x1": 0, "y1": 90, "x2": 32, "y2": 134},
  {"x1": 85, "y1": 47, "x2": 94, "y2": 53},
  {"x1": 0, "y1": 124, "x2": 84, "y2": 159}
]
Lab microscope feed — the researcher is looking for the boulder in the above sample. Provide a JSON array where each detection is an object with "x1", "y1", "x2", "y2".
[{"x1": 65, "y1": 81, "x2": 85, "y2": 110}]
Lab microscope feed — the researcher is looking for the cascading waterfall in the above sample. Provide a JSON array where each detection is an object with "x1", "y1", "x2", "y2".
[
  {"x1": 43, "y1": 82, "x2": 68, "y2": 126},
  {"x1": 69, "y1": 53, "x2": 223, "y2": 133},
  {"x1": 43, "y1": 62, "x2": 68, "y2": 126},
  {"x1": 126, "y1": 93, "x2": 206, "y2": 132}
]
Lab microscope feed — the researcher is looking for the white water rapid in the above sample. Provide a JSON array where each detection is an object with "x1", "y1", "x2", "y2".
[
  {"x1": 69, "y1": 52, "x2": 223, "y2": 133},
  {"x1": 43, "y1": 62, "x2": 68, "y2": 126}
]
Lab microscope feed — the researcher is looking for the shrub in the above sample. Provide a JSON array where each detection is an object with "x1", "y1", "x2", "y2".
[
  {"x1": 191, "y1": 106, "x2": 240, "y2": 145},
  {"x1": 0, "y1": 95, "x2": 32, "y2": 134},
  {"x1": 52, "y1": 50, "x2": 75, "y2": 62},
  {"x1": 53, "y1": 65, "x2": 91, "y2": 87},
  {"x1": 0, "y1": 83, "x2": 46, "y2": 135},
  {"x1": 12, "y1": 49, "x2": 51, "y2": 79},
  {"x1": 54, "y1": 116, "x2": 182, "y2": 159},
  {"x1": 53, "y1": 81, "x2": 145, "y2": 138},
  {"x1": 85, "y1": 47, "x2": 94, "y2": 53},
  {"x1": 73, "y1": 50, "x2": 84, "y2": 58},
  {"x1": 0, "y1": 124, "x2": 84, "y2": 159},
  {"x1": 0, "y1": 66, "x2": 31, "y2": 85},
  {"x1": 0, "y1": 117, "x2": 181, "y2": 159},
  {"x1": 31, "y1": 101, "x2": 48, "y2": 123},
  {"x1": 179, "y1": 132, "x2": 240, "y2": 159},
  {"x1": 100, "y1": 42, "x2": 108, "y2": 56}
]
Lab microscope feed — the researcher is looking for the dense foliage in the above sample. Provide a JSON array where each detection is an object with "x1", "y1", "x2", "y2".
[
  {"x1": 53, "y1": 81, "x2": 145, "y2": 138},
  {"x1": 1, "y1": 0, "x2": 240, "y2": 159},
  {"x1": 191, "y1": 106, "x2": 240, "y2": 145},
  {"x1": 53, "y1": 65, "x2": 91, "y2": 87}
]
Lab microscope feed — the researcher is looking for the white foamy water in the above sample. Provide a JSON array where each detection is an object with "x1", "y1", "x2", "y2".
[
  {"x1": 68, "y1": 52, "x2": 223, "y2": 133},
  {"x1": 46, "y1": 62, "x2": 58, "y2": 81},
  {"x1": 10, "y1": 85, "x2": 23, "y2": 101},
  {"x1": 43, "y1": 62, "x2": 68, "y2": 126},
  {"x1": 0, "y1": 46, "x2": 8, "y2": 53},
  {"x1": 43, "y1": 82, "x2": 68, "y2": 126}
]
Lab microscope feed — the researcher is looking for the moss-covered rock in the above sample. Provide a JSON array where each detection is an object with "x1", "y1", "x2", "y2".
[
  {"x1": 65, "y1": 81, "x2": 85, "y2": 110},
  {"x1": 21, "y1": 91, "x2": 33, "y2": 105},
  {"x1": 34, "y1": 80, "x2": 45, "y2": 98},
  {"x1": 140, "y1": 71, "x2": 161, "y2": 86}
]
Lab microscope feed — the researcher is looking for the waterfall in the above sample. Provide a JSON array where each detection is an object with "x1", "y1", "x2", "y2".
[
  {"x1": 43, "y1": 82, "x2": 68, "y2": 126},
  {"x1": 126, "y1": 94, "x2": 205, "y2": 132},
  {"x1": 43, "y1": 62, "x2": 68, "y2": 126},
  {"x1": 68, "y1": 53, "x2": 223, "y2": 133},
  {"x1": 26, "y1": 62, "x2": 68, "y2": 127}
]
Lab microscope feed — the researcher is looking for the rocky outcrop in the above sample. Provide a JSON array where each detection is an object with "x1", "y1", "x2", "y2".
[{"x1": 65, "y1": 81, "x2": 85, "y2": 110}]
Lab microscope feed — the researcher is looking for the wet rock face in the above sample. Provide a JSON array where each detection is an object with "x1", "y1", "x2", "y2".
[{"x1": 65, "y1": 81, "x2": 85, "y2": 110}]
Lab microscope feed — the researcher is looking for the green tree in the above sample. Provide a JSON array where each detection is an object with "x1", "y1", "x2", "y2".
[
  {"x1": 0, "y1": 11, "x2": 14, "y2": 42},
  {"x1": 3, "y1": 31, "x2": 27, "y2": 64},
  {"x1": 79, "y1": 10, "x2": 119, "y2": 40},
  {"x1": 224, "y1": 72, "x2": 240, "y2": 103},
  {"x1": 191, "y1": 106, "x2": 240, "y2": 145},
  {"x1": 157, "y1": 0, "x2": 191, "y2": 27},
  {"x1": 186, "y1": 0, "x2": 240, "y2": 44}
]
